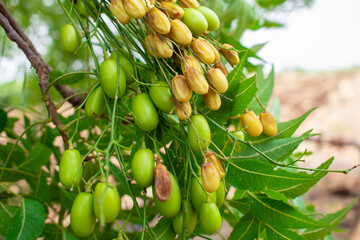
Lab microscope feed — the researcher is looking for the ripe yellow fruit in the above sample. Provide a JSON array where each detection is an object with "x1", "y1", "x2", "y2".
[
  {"x1": 240, "y1": 111, "x2": 263, "y2": 137},
  {"x1": 259, "y1": 112, "x2": 278, "y2": 136},
  {"x1": 159, "y1": 2, "x2": 184, "y2": 19},
  {"x1": 153, "y1": 35, "x2": 173, "y2": 58},
  {"x1": 181, "y1": 55, "x2": 201, "y2": 75},
  {"x1": 202, "y1": 88, "x2": 221, "y2": 111},
  {"x1": 219, "y1": 43, "x2": 240, "y2": 66},
  {"x1": 169, "y1": 19, "x2": 192, "y2": 45},
  {"x1": 203, "y1": 151, "x2": 224, "y2": 178},
  {"x1": 204, "y1": 41, "x2": 220, "y2": 63},
  {"x1": 213, "y1": 62, "x2": 229, "y2": 77},
  {"x1": 201, "y1": 162, "x2": 220, "y2": 193},
  {"x1": 179, "y1": 0, "x2": 199, "y2": 8},
  {"x1": 174, "y1": 101, "x2": 192, "y2": 120},
  {"x1": 171, "y1": 75, "x2": 192, "y2": 102},
  {"x1": 146, "y1": 7, "x2": 171, "y2": 35},
  {"x1": 184, "y1": 66, "x2": 209, "y2": 95},
  {"x1": 110, "y1": 0, "x2": 132, "y2": 25},
  {"x1": 206, "y1": 67, "x2": 228, "y2": 93},
  {"x1": 122, "y1": 0, "x2": 147, "y2": 19},
  {"x1": 190, "y1": 39, "x2": 215, "y2": 64}
]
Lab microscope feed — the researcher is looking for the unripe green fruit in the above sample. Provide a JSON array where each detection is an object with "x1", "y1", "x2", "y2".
[
  {"x1": 196, "y1": 6, "x2": 220, "y2": 31},
  {"x1": 99, "y1": 59, "x2": 126, "y2": 99},
  {"x1": 70, "y1": 192, "x2": 96, "y2": 237},
  {"x1": 132, "y1": 148, "x2": 154, "y2": 187},
  {"x1": 216, "y1": 180, "x2": 225, "y2": 208},
  {"x1": 190, "y1": 177, "x2": 216, "y2": 211},
  {"x1": 182, "y1": 8, "x2": 208, "y2": 35},
  {"x1": 149, "y1": 81, "x2": 173, "y2": 113},
  {"x1": 132, "y1": 93, "x2": 159, "y2": 131},
  {"x1": 187, "y1": 115, "x2": 211, "y2": 152},
  {"x1": 200, "y1": 202, "x2": 222, "y2": 234},
  {"x1": 61, "y1": 24, "x2": 81, "y2": 53},
  {"x1": 93, "y1": 182, "x2": 121, "y2": 223},
  {"x1": 85, "y1": 86, "x2": 105, "y2": 119},
  {"x1": 59, "y1": 149, "x2": 83, "y2": 189},
  {"x1": 110, "y1": 51, "x2": 135, "y2": 83},
  {"x1": 172, "y1": 200, "x2": 197, "y2": 235}
]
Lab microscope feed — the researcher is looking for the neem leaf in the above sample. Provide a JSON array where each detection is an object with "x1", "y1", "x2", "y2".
[
  {"x1": 231, "y1": 75, "x2": 257, "y2": 117},
  {"x1": 266, "y1": 224, "x2": 305, "y2": 240},
  {"x1": 153, "y1": 217, "x2": 176, "y2": 240},
  {"x1": 229, "y1": 213, "x2": 260, "y2": 240}
]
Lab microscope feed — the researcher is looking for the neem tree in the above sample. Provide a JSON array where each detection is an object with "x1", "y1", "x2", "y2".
[{"x1": 0, "y1": 0, "x2": 358, "y2": 239}]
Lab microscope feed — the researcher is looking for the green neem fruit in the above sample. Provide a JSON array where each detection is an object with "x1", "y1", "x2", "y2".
[
  {"x1": 200, "y1": 202, "x2": 222, "y2": 234},
  {"x1": 172, "y1": 200, "x2": 197, "y2": 235},
  {"x1": 132, "y1": 93, "x2": 159, "y2": 131},
  {"x1": 190, "y1": 176, "x2": 216, "y2": 211},
  {"x1": 70, "y1": 192, "x2": 96, "y2": 237},
  {"x1": 232, "y1": 130, "x2": 245, "y2": 141},
  {"x1": 149, "y1": 81, "x2": 173, "y2": 113},
  {"x1": 77, "y1": 0, "x2": 90, "y2": 18},
  {"x1": 187, "y1": 115, "x2": 211, "y2": 152},
  {"x1": 94, "y1": 182, "x2": 121, "y2": 223},
  {"x1": 100, "y1": 59, "x2": 126, "y2": 99},
  {"x1": 61, "y1": 24, "x2": 81, "y2": 53},
  {"x1": 132, "y1": 148, "x2": 154, "y2": 188},
  {"x1": 216, "y1": 180, "x2": 225, "y2": 208},
  {"x1": 110, "y1": 51, "x2": 135, "y2": 83},
  {"x1": 196, "y1": 6, "x2": 220, "y2": 31},
  {"x1": 182, "y1": 8, "x2": 208, "y2": 35},
  {"x1": 153, "y1": 172, "x2": 181, "y2": 218},
  {"x1": 85, "y1": 86, "x2": 105, "y2": 119},
  {"x1": 59, "y1": 149, "x2": 83, "y2": 189}
]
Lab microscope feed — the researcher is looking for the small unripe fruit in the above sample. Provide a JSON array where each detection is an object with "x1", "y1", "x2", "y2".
[
  {"x1": 159, "y1": 2, "x2": 184, "y2": 19},
  {"x1": 122, "y1": 0, "x2": 147, "y2": 19},
  {"x1": 61, "y1": 24, "x2": 81, "y2": 54},
  {"x1": 200, "y1": 202, "x2": 222, "y2": 234},
  {"x1": 240, "y1": 111, "x2": 263, "y2": 137},
  {"x1": 59, "y1": 149, "x2": 83, "y2": 189},
  {"x1": 110, "y1": 0, "x2": 132, "y2": 25},
  {"x1": 171, "y1": 75, "x2": 192, "y2": 102},
  {"x1": 216, "y1": 181, "x2": 226, "y2": 208},
  {"x1": 93, "y1": 182, "x2": 121, "y2": 223},
  {"x1": 174, "y1": 101, "x2": 192, "y2": 120},
  {"x1": 85, "y1": 86, "x2": 105, "y2": 119},
  {"x1": 181, "y1": 55, "x2": 201, "y2": 75},
  {"x1": 219, "y1": 44, "x2": 239, "y2": 65},
  {"x1": 207, "y1": 67, "x2": 228, "y2": 93},
  {"x1": 196, "y1": 6, "x2": 220, "y2": 31},
  {"x1": 201, "y1": 162, "x2": 220, "y2": 193},
  {"x1": 172, "y1": 201, "x2": 197, "y2": 235},
  {"x1": 182, "y1": 8, "x2": 208, "y2": 35},
  {"x1": 202, "y1": 88, "x2": 221, "y2": 111},
  {"x1": 169, "y1": 19, "x2": 192, "y2": 45},
  {"x1": 213, "y1": 62, "x2": 229, "y2": 77},
  {"x1": 190, "y1": 39, "x2": 215, "y2": 64},
  {"x1": 184, "y1": 66, "x2": 209, "y2": 95},
  {"x1": 203, "y1": 151, "x2": 224, "y2": 178},
  {"x1": 146, "y1": 7, "x2": 171, "y2": 35},
  {"x1": 260, "y1": 112, "x2": 278, "y2": 136},
  {"x1": 179, "y1": 0, "x2": 199, "y2": 8},
  {"x1": 232, "y1": 130, "x2": 245, "y2": 141},
  {"x1": 188, "y1": 115, "x2": 211, "y2": 152}
]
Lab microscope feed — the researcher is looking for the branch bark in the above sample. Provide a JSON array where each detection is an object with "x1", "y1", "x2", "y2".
[{"x1": 0, "y1": 1, "x2": 69, "y2": 148}]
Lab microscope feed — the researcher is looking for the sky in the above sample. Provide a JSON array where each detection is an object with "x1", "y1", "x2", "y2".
[
  {"x1": 242, "y1": 0, "x2": 360, "y2": 71},
  {"x1": 1, "y1": 0, "x2": 360, "y2": 83}
]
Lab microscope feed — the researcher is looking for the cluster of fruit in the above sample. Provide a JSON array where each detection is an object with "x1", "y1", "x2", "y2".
[{"x1": 58, "y1": 0, "x2": 278, "y2": 238}]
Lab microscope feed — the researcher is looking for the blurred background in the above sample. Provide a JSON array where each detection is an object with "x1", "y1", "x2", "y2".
[{"x1": 0, "y1": 0, "x2": 359, "y2": 239}]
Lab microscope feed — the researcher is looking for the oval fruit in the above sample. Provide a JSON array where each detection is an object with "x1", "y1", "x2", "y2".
[
  {"x1": 187, "y1": 115, "x2": 211, "y2": 152},
  {"x1": 182, "y1": 8, "x2": 208, "y2": 35},
  {"x1": 190, "y1": 176, "x2": 216, "y2": 211},
  {"x1": 61, "y1": 24, "x2": 81, "y2": 53},
  {"x1": 99, "y1": 59, "x2": 126, "y2": 99},
  {"x1": 110, "y1": 51, "x2": 135, "y2": 83},
  {"x1": 59, "y1": 149, "x2": 83, "y2": 189},
  {"x1": 240, "y1": 111, "x2": 263, "y2": 137},
  {"x1": 94, "y1": 182, "x2": 121, "y2": 223},
  {"x1": 200, "y1": 202, "x2": 222, "y2": 234},
  {"x1": 149, "y1": 81, "x2": 173, "y2": 113},
  {"x1": 85, "y1": 86, "x2": 105, "y2": 119},
  {"x1": 132, "y1": 93, "x2": 159, "y2": 131},
  {"x1": 259, "y1": 112, "x2": 278, "y2": 136},
  {"x1": 70, "y1": 192, "x2": 96, "y2": 237},
  {"x1": 196, "y1": 6, "x2": 220, "y2": 31},
  {"x1": 201, "y1": 162, "x2": 220, "y2": 193},
  {"x1": 153, "y1": 172, "x2": 181, "y2": 218},
  {"x1": 132, "y1": 148, "x2": 154, "y2": 187},
  {"x1": 172, "y1": 200, "x2": 197, "y2": 235},
  {"x1": 216, "y1": 180, "x2": 225, "y2": 208}
]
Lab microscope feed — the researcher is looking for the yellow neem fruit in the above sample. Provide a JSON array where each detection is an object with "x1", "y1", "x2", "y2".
[
  {"x1": 181, "y1": 55, "x2": 201, "y2": 75},
  {"x1": 144, "y1": 34, "x2": 159, "y2": 57},
  {"x1": 174, "y1": 101, "x2": 192, "y2": 120},
  {"x1": 122, "y1": 0, "x2": 147, "y2": 19},
  {"x1": 219, "y1": 43, "x2": 239, "y2": 66},
  {"x1": 190, "y1": 39, "x2": 215, "y2": 65},
  {"x1": 146, "y1": 7, "x2": 171, "y2": 35},
  {"x1": 110, "y1": 0, "x2": 132, "y2": 25},
  {"x1": 153, "y1": 35, "x2": 173, "y2": 58},
  {"x1": 202, "y1": 88, "x2": 221, "y2": 111},
  {"x1": 213, "y1": 62, "x2": 229, "y2": 77},
  {"x1": 259, "y1": 112, "x2": 278, "y2": 136},
  {"x1": 204, "y1": 41, "x2": 220, "y2": 63},
  {"x1": 169, "y1": 19, "x2": 192, "y2": 45},
  {"x1": 158, "y1": 0, "x2": 176, "y2": 3},
  {"x1": 203, "y1": 151, "x2": 224, "y2": 178},
  {"x1": 240, "y1": 111, "x2": 263, "y2": 137},
  {"x1": 201, "y1": 162, "x2": 220, "y2": 193},
  {"x1": 179, "y1": 0, "x2": 199, "y2": 8},
  {"x1": 159, "y1": 2, "x2": 184, "y2": 19},
  {"x1": 171, "y1": 75, "x2": 192, "y2": 102},
  {"x1": 184, "y1": 66, "x2": 209, "y2": 95},
  {"x1": 206, "y1": 67, "x2": 228, "y2": 93}
]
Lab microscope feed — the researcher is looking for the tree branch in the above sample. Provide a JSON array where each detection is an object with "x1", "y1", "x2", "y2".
[{"x1": 0, "y1": 2, "x2": 69, "y2": 148}]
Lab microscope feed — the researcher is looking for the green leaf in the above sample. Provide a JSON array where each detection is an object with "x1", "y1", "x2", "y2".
[
  {"x1": 301, "y1": 197, "x2": 359, "y2": 239},
  {"x1": 231, "y1": 75, "x2": 257, "y2": 116},
  {"x1": 0, "y1": 108, "x2": 7, "y2": 132},
  {"x1": 207, "y1": 53, "x2": 247, "y2": 127},
  {"x1": 227, "y1": 159, "x2": 318, "y2": 193},
  {"x1": 7, "y1": 198, "x2": 46, "y2": 240},
  {"x1": 0, "y1": 203, "x2": 19, "y2": 237},
  {"x1": 18, "y1": 142, "x2": 52, "y2": 170},
  {"x1": 233, "y1": 130, "x2": 313, "y2": 162},
  {"x1": 266, "y1": 224, "x2": 305, "y2": 240},
  {"x1": 153, "y1": 217, "x2": 176, "y2": 240},
  {"x1": 248, "y1": 193, "x2": 328, "y2": 229},
  {"x1": 229, "y1": 213, "x2": 260, "y2": 240},
  {"x1": 279, "y1": 157, "x2": 334, "y2": 198},
  {"x1": 227, "y1": 198, "x2": 249, "y2": 214},
  {"x1": 247, "y1": 67, "x2": 274, "y2": 115}
]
